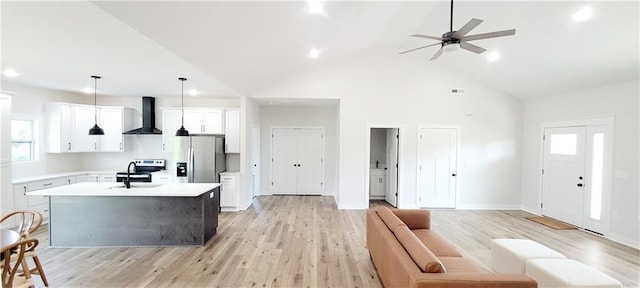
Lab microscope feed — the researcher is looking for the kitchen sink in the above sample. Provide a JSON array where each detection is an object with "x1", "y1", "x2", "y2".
[{"x1": 109, "y1": 184, "x2": 163, "y2": 189}]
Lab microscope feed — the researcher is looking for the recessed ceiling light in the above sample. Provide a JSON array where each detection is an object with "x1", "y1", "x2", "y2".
[
  {"x1": 487, "y1": 51, "x2": 500, "y2": 62},
  {"x1": 308, "y1": 1, "x2": 324, "y2": 15},
  {"x1": 308, "y1": 48, "x2": 321, "y2": 59},
  {"x1": 83, "y1": 87, "x2": 93, "y2": 94},
  {"x1": 188, "y1": 89, "x2": 198, "y2": 96},
  {"x1": 3, "y1": 69, "x2": 18, "y2": 77},
  {"x1": 572, "y1": 7, "x2": 592, "y2": 22}
]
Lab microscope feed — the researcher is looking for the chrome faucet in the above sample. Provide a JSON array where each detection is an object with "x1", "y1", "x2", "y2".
[{"x1": 124, "y1": 161, "x2": 137, "y2": 189}]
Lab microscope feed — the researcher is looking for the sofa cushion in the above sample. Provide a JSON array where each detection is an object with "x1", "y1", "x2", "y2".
[
  {"x1": 412, "y1": 229, "x2": 463, "y2": 257},
  {"x1": 439, "y1": 257, "x2": 484, "y2": 273},
  {"x1": 376, "y1": 206, "x2": 407, "y2": 233},
  {"x1": 394, "y1": 225, "x2": 445, "y2": 273},
  {"x1": 392, "y1": 209, "x2": 431, "y2": 229}
]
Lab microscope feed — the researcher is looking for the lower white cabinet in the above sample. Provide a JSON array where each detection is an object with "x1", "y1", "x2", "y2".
[
  {"x1": 13, "y1": 176, "x2": 77, "y2": 224},
  {"x1": 369, "y1": 169, "x2": 386, "y2": 200},
  {"x1": 85, "y1": 174, "x2": 116, "y2": 182},
  {"x1": 151, "y1": 172, "x2": 174, "y2": 184},
  {"x1": 220, "y1": 172, "x2": 239, "y2": 212}
]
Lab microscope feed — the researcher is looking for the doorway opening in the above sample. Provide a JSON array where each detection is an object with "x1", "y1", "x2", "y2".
[{"x1": 367, "y1": 127, "x2": 400, "y2": 208}]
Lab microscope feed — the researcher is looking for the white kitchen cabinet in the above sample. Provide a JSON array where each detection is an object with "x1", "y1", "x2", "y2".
[
  {"x1": 73, "y1": 105, "x2": 100, "y2": 152},
  {"x1": 151, "y1": 171, "x2": 173, "y2": 184},
  {"x1": 86, "y1": 174, "x2": 101, "y2": 182},
  {"x1": 100, "y1": 174, "x2": 116, "y2": 182},
  {"x1": 369, "y1": 169, "x2": 386, "y2": 200},
  {"x1": 220, "y1": 172, "x2": 239, "y2": 211},
  {"x1": 161, "y1": 108, "x2": 182, "y2": 152},
  {"x1": 184, "y1": 109, "x2": 224, "y2": 134},
  {"x1": 45, "y1": 103, "x2": 73, "y2": 153},
  {"x1": 224, "y1": 109, "x2": 240, "y2": 153},
  {"x1": 76, "y1": 175, "x2": 89, "y2": 182},
  {"x1": 46, "y1": 102, "x2": 132, "y2": 153},
  {"x1": 13, "y1": 176, "x2": 77, "y2": 224},
  {"x1": 100, "y1": 107, "x2": 133, "y2": 152}
]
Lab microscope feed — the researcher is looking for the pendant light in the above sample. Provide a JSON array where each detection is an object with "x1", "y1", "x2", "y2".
[
  {"x1": 175, "y1": 77, "x2": 189, "y2": 136},
  {"x1": 88, "y1": 75, "x2": 105, "y2": 135}
]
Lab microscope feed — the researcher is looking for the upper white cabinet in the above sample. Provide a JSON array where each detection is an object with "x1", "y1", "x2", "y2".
[
  {"x1": 46, "y1": 102, "x2": 132, "y2": 153},
  {"x1": 45, "y1": 103, "x2": 73, "y2": 152},
  {"x1": 100, "y1": 107, "x2": 132, "y2": 152},
  {"x1": 161, "y1": 108, "x2": 182, "y2": 152},
  {"x1": 161, "y1": 107, "x2": 225, "y2": 152},
  {"x1": 184, "y1": 109, "x2": 224, "y2": 134},
  {"x1": 225, "y1": 109, "x2": 240, "y2": 153},
  {"x1": 73, "y1": 105, "x2": 99, "y2": 152}
]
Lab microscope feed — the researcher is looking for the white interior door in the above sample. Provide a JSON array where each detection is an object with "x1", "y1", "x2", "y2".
[
  {"x1": 251, "y1": 127, "x2": 260, "y2": 197},
  {"x1": 296, "y1": 129, "x2": 323, "y2": 195},
  {"x1": 417, "y1": 128, "x2": 457, "y2": 208},
  {"x1": 272, "y1": 129, "x2": 298, "y2": 195},
  {"x1": 542, "y1": 127, "x2": 586, "y2": 226},
  {"x1": 385, "y1": 128, "x2": 398, "y2": 207}
]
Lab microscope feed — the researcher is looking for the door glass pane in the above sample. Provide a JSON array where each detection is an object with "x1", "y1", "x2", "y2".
[
  {"x1": 550, "y1": 134, "x2": 577, "y2": 155},
  {"x1": 590, "y1": 133, "x2": 604, "y2": 220}
]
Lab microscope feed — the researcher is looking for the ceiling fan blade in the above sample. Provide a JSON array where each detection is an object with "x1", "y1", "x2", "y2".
[
  {"x1": 399, "y1": 42, "x2": 442, "y2": 54},
  {"x1": 462, "y1": 29, "x2": 516, "y2": 41},
  {"x1": 452, "y1": 18, "x2": 483, "y2": 39},
  {"x1": 410, "y1": 34, "x2": 443, "y2": 41},
  {"x1": 430, "y1": 47, "x2": 444, "y2": 61},
  {"x1": 460, "y1": 41, "x2": 487, "y2": 54}
]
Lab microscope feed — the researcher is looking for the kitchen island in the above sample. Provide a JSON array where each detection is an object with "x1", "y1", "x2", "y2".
[{"x1": 27, "y1": 183, "x2": 220, "y2": 247}]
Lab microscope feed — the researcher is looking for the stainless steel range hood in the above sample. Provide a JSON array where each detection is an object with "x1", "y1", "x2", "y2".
[{"x1": 123, "y1": 97, "x2": 162, "y2": 135}]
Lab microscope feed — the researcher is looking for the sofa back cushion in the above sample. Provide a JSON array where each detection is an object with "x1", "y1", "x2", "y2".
[
  {"x1": 376, "y1": 206, "x2": 407, "y2": 233},
  {"x1": 394, "y1": 225, "x2": 446, "y2": 273},
  {"x1": 392, "y1": 209, "x2": 431, "y2": 229}
]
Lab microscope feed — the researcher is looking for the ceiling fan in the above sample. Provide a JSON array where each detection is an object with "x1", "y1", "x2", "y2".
[{"x1": 400, "y1": 0, "x2": 516, "y2": 60}]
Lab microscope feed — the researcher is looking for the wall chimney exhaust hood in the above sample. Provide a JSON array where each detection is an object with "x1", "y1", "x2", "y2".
[{"x1": 123, "y1": 97, "x2": 162, "y2": 135}]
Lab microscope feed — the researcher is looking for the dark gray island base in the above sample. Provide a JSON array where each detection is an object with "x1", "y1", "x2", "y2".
[{"x1": 48, "y1": 186, "x2": 220, "y2": 247}]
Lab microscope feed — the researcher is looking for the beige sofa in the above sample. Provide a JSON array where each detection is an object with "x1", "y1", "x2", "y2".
[{"x1": 367, "y1": 206, "x2": 536, "y2": 288}]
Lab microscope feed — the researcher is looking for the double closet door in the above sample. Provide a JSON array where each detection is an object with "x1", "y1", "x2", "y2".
[{"x1": 271, "y1": 128, "x2": 324, "y2": 195}]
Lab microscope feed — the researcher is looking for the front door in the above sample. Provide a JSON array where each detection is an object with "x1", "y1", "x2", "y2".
[
  {"x1": 417, "y1": 128, "x2": 457, "y2": 208},
  {"x1": 542, "y1": 127, "x2": 586, "y2": 226}
]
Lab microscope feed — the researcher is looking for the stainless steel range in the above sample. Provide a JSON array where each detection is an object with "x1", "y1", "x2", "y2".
[{"x1": 116, "y1": 159, "x2": 166, "y2": 183}]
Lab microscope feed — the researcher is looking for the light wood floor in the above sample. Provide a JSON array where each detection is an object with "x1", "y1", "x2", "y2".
[{"x1": 27, "y1": 196, "x2": 638, "y2": 288}]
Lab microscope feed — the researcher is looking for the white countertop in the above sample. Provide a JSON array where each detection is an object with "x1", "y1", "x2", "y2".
[
  {"x1": 13, "y1": 170, "x2": 117, "y2": 184},
  {"x1": 27, "y1": 182, "x2": 220, "y2": 197}
]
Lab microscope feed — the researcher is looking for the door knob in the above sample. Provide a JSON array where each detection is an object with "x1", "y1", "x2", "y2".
[
  {"x1": 452, "y1": 173, "x2": 456, "y2": 176},
  {"x1": 577, "y1": 183, "x2": 583, "y2": 187}
]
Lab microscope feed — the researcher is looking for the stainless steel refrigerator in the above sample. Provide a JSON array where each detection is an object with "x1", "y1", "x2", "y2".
[{"x1": 173, "y1": 135, "x2": 226, "y2": 183}]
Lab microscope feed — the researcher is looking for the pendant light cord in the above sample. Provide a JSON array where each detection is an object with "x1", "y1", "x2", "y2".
[
  {"x1": 450, "y1": 0, "x2": 454, "y2": 32},
  {"x1": 180, "y1": 78, "x2": 185, "y2": 127},
  {"x1": 94, "y1": 76, "x2": 98, "y2": 124}
]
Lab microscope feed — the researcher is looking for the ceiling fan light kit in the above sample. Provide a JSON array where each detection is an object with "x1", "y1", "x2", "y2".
[{"x1": 400, "y1": 0, "x2": 516, "y2": 60}]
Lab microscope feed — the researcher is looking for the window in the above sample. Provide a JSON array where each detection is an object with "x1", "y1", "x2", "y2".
[
  {"x1": 590, "y1": 133, "x2": 604, "y2": 220},
  {"x1": 549, "y1": 134, "x2": 577, "y2": 155},
  {"x1": 11, "y1": 119, "x2": 36, "y2": 162}
]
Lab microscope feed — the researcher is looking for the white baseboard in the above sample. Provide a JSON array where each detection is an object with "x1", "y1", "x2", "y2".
[
  {"x1": 520, "y1": 205, "x2": 541, "y2": 215},
  {"x1": 606, "y1": 232, "x2": 640, "y2": 250},
  {"x1": 338, "y1": 203, "x2": 367, "y2": 210},
  {"x1": 455, "y1": 204, "x2": 523, "y2": 210}
]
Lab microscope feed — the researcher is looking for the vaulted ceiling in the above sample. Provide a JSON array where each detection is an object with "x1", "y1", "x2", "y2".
[{"x1": 2, "y1": 1, "x2": 638, "y2": 100}]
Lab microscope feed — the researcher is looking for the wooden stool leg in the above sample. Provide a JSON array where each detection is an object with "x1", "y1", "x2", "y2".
[{"x1": 32, "y1": 255, "x2": 49, "y2": 287}]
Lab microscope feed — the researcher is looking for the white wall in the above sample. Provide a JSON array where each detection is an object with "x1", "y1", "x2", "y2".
[
  {"x1": 252, "y1": 47, "x2": 523, "y2": 209},
  {"x1": 239, "y1": 97, "x2": 260, "y2": 209},
  {"x1": 521, "y1": 80, "x2": 639, "y2": 248},
  {"x1": 259, "y1": 104, "x2": 338, "y2": 196}
]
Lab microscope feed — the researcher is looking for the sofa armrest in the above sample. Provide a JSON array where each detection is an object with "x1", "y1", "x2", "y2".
[
  {"x1": 392, "y1": 209, "x2": 431, "y2": 229},
  {"x1": 409, "y1": 273, "x2": 536, "y2": 288}
]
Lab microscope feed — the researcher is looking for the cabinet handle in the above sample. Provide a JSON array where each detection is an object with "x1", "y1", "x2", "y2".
[
  {"x1": 44, "y1": 209, "x2": 49, "y2": 212},
  {"x1": 120, "y1": 143, "x2": 123, "y2": 150},
  {"x1": 163, "y1": 143, "x2": 166, "y2": 150},
  {"x1": 68, "y1": 142, "x2": 71, "y2": 150},
  {"x1": 94, "y1": 143, "x2": 97, "y2": 150},
  {"x1": 68, "y1": 179, "x2": 71, "y2": 184},
  {"x1": 43, "y1": 183, "x2": 53, "y2": 186},
  {"x1": 23, "y1": 186, "x2": 27, "y2": 195}
]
